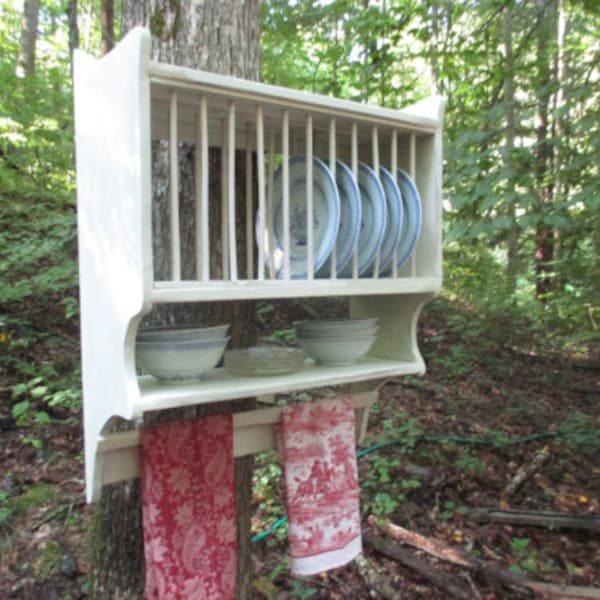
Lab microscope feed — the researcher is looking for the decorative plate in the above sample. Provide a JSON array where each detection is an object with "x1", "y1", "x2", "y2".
[
  {"x1": 339, "y1": 162, "x2": 387, "y2": 277},
  {"x1": 259, "y1": 155, "x2": 340, "y2": 279},
  {"x1": 367, "y1": 166, "x2": 403, "y2": 276},
  {"x1": 394, "y1": 169, "x2": 422, "y2": 270},
  {"x1": 316, "y1": 159, "x2": 361, "y2": 277}
]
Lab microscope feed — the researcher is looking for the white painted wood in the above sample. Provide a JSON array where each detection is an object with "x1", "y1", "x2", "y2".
[
  {"x1": 73, "y1": 28, "x2": 443, "y2": 502},
  {"x1": 97, "y1": 392, "x2": 377, "y2": 486},
  {"x1": 351, "y1": 123, "x2": 359, "y2": 279},
  {"x1": 221, "y1": 117, "x2": 229, "y2": 279},
  {"x1": 372, "y1": 126, "x2": 380, "y2": 278},
  {"x1": 267, "y1": 128, "x2": 276, "y2": 278},
  {"x1": 391, "y1": 129, "x2": 398, "y2": 279},
  {"x1": 256, "y1": 105, "x2": 266, "y2": 280},
  {"x1": 329, "y1": 118, "x2": 337, "y2": 278},
  {"x1": 245, "y1": 122, "x2": 254, "y2": 279},
  {"x1": 306, "y1": 114, "x2": 314, "y2": 279},
  {"x1": 73, "y1": 27, "x2": 152, "y2": 502},
  {"x1": 227, "y1": 102, "x2": 237, "y2": 280},
  {"x1": 199, "y1": 96, "x2": 210, "y2": 280},
  {"x1": 133, "y1": 359, "x2": 419, "y2": 416},
  {"x1": 282, "y1": 111, "x2": 290, "y2": 279},
  {"x1": 169, "y1": 90, "x2": 181, "y2": 280}
]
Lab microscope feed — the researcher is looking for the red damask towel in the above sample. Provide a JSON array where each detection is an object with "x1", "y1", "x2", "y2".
[
  {"x1": 141, "y1": 415, "x2": 236, "y2": 599},
  {"x1": 279, "y1": 397, "x2": 362, "y2": 576}
]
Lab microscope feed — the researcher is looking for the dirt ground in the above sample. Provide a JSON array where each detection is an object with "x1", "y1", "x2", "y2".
[{"x1": 1, "y1": 297, "x2": 599, "y2": 598}]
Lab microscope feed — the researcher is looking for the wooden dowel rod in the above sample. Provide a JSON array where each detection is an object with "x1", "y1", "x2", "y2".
[
  {"x1": 391, "y1": 129, "x2": 398, "y2": 280},
  {"x1": 169, "y1": 90, "x2": 181, "y2": 281},
  {"x1": 351, "y1": 123, "x2": 359, "y2": 279},
  {"x1": 329, "y1": 118, "x2": 337, "y2": 278},
  {"x1": 372, "y1": 126, "x2": 380, "y2": 279},
  {"x1": 228, "y1": 102, "x2": 237, "y2": 281},
  {"x1": 221, "y1": 118, "x2": 229, "y2": 279},
  {"x1": 245, "y1": 122, "x2": 254, "y2": 280},
  {"x1": 306, "y1": 114, "x2": 314, "y2": 279},
  {"x1": 282, "y1": 110, "x2": 290, "y2": 280},
  {"x1": 256, "y1": 106, "x2": 266, "y2": 280}
]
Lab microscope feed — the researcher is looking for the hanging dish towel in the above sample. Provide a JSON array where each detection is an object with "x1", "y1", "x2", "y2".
[
  {"x1": 141, "y1": 415, "x2": 236, "y2": 600},
  {"x1": 278, "y1": 397, "x2": 362, "y2": 576}
]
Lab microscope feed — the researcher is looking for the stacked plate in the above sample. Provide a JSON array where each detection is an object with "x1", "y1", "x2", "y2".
[
  {"x1": 260, "y1": 155, "x2": 422, "y2": 279},
  {"x1": 224, "y1": 346, "x2": 305, "y2": 376},
  {"x1": 135, "y1": 324, "x2": 230, "y2": 383},
  {"x1": 295, "y1": 318, "x2": 378, "y2": 366}
]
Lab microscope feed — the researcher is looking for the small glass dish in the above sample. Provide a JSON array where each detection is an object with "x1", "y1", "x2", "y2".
[{"x1": 224, "y1": 346, "x2": 305, "y2": 376}]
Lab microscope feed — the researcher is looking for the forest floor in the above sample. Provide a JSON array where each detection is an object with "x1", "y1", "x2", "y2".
[{"x1": 1, "y1": 297, "x2": 599, "y2": 599}]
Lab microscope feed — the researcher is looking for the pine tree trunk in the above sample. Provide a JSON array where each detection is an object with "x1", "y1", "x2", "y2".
[
  {"x1": 18, "y1": 0, "x2": 40, "y2": 77},
  {"x1": 91, "y1": 2, "x2": 261, "y2": 598}
]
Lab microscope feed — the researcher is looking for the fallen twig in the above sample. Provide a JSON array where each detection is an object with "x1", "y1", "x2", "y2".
[
  {"x1": 369, "y1": 517, "x2": 532, "y2": 597},
  {"x1": 363, "y1": 531, "x2": 474, "y2": 600},
  {"x1": 467, "y1": 508, "x2": 600, "y2": 532},
  {"x1": 526, "y1": 582, "x2": 600, "y2": 599},
  {"x1": 502, "y1": 445, "x2": 551, "y2": 502}
]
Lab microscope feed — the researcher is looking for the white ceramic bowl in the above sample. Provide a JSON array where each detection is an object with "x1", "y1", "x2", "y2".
[
  {"x1": 136, "y1": 323, "x2": 229, "y2": 342},
  {"x1": 295, "y1": 318, "x2": 378, "y2": 337},
  {"x1": 297, "y1": 334, "x2": 376, "y2": 366},
  {"x1": 135, "y1": 336, "x2": 230, "y2": 382},
  {"x1": 296, "y1": 325, "x2": 379, "y2": 339}
]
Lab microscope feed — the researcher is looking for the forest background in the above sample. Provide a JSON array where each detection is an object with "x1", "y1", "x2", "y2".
[{"x1": 0, "y1": 0, "x2": 599, "y2": 597}]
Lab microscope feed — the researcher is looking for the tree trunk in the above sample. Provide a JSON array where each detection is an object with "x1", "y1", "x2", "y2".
[
  {"x1": 67, "y1": 0, "x2": 79, "y2": 76},
  {"x1": 534, "y1": 0, "x2": 557, "y2": 300},
  {"x1": 503, "y1": 4, "x2": 519, "y2": 292},
  {"x1": 100, "y1": 0, "x2": 115, "y2": 55},
  {"x1": 91, "y1": 2, "x2": 260, "y2": 598},
  {"x1": 18, "y1": 0, "x2": 40, "y2": 77}
]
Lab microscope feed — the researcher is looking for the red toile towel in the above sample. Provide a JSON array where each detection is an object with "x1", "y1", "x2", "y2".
[
  {"x1": 141, "y1": 415, "x2": 236, "y2": 599},
  {"x1": 278, "y1": 397, "x2": 362, "y2": 576}
]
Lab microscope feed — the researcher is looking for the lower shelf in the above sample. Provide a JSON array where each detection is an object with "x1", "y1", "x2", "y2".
[{"x1": 133, "y1": 356, "x2": 423, "y2": 416}]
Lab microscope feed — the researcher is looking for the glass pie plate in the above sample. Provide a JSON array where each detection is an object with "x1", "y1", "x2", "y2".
[{"x1": 224, "y1": 346, "x2": 306, "y2": 377}]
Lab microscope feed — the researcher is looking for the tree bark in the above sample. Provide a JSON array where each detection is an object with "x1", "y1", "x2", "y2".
[
  {"x1": 18, "y1": 0, "x2": 40, "y2": 77},
  {"x1": 67, "y1": 0, "x2": 79, "y2": 77},
  {"x1": 100, "y1": 0, "x2": 115, "y2": 55},
  {"x1": 91, "y1": 2, "x2": 260, "y2": 598},
  {"x1": 534, "y1": 0, "x2": 557, "y2": 300},
  {"x1": 503, "y1": 4, "x2": 519, "y2": 293}
]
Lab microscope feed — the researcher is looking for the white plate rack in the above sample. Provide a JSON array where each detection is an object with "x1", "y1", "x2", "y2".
[{"x1": 74, "y1": 27, "x2": 443, "y2": 501}]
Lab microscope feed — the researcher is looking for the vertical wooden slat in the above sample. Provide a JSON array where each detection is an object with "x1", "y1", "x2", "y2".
[
  {"x1": 409, "y1": 132, "x2": 417, "y2": 277},
  {"x1": 329, "y1": 118, "x2": 337, "y2": 279},
  {"x1": 372, "y1": 126, "x2": 380, "y2": 278},
  {"x1": 221, "y1": 118, "x2": 229, "y2": 279},
  {"x1": 305, "y1": 114, "x2": 314, "y2": 279},
  {"x1": 267, "y1": 128, "x2": 276, "y2": 278},
  {"x1": 228, "y1": 102, "x2": 237, "y2": 281},
  {"x1": 169, "y1": 90, "x2": 181, "y2": 281},
  {"x1": 282, "y1": 110, "x2": 290, "y2": 280},
  {"x1": 256, "y1": 106, "x2": 266, "y2": 281},
  {"x1": 192, "y1": 97, "x2": 210, "y2": 281},
  {"x1": 245, "y1": 122, "x2": 254, "y2": 280},
  {"x1": 391, "y1": 129, "x2": 398, "y2": 279},
  {"x1": 351, "y1": 123, "x2": 359, "y2": 279}
]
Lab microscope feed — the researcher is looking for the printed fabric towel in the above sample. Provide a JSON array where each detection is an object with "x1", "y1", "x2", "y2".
[
  {"x1": 141, "y1": 415, "x2": 236, "y2": 600},
  {"x1": 278, "y1": 396, "x2": 362, "y2": 576}
]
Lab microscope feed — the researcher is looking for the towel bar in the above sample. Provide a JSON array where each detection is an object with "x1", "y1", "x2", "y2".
[{"x1": 97, "y1": 392, "x2": 376, "y2": 487}]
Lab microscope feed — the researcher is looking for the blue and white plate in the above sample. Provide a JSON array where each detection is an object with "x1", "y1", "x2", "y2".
[
  {"x1": 339, "y1": 162, "x2": 387, "y2": 277},
  {"x1": 394, "y1": 169, "x2": 422, "y2": 270},
  {"x1": 316, "y1": 160, "x2": 361, "y2": 277},
  {"x1": 367, "y1": 166, "x2": 403, "y2": 276},
  {"x1": 260, "y1": 155, "x2": 340, "y2": 279}
]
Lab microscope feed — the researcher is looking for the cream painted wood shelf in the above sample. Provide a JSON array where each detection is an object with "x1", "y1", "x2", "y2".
[{"x1": 73, "y1": 27, "x2": 443, "y2": 501}]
